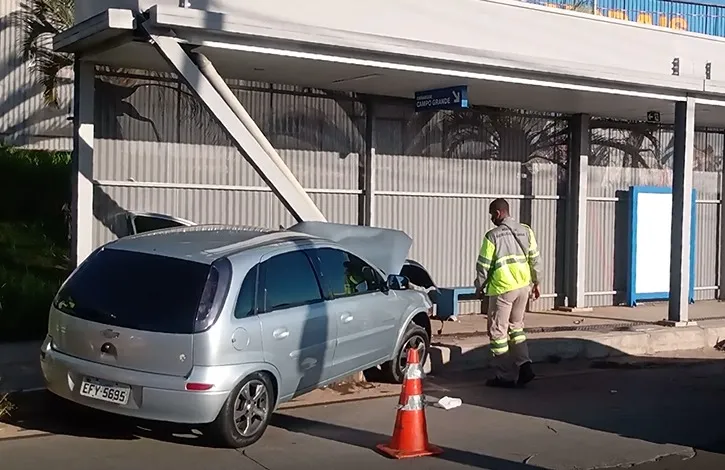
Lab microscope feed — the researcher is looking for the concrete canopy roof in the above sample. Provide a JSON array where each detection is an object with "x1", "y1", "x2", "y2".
[{"x1": 55, "y1": 3, "x2": 725, "y2": 126}]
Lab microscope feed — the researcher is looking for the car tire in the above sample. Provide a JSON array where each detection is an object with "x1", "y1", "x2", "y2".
[
  {"x1": 209, "y1": 372, "x2": 275, "y2": 449},
  {"x1": 381, "y1": 322, "x2": 430, "y2": 384}
]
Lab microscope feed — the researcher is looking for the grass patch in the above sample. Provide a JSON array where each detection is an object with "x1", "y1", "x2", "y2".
[{"x1": 0, "y1": 222, "x2": 70, "y2": 343}]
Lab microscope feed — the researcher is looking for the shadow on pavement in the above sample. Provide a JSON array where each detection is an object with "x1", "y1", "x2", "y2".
[
  {"x1": 2, "y1": 390, "x2": 218, "y2": 447},
  {"x1": 271, "y1": 413, "x2": 546, "y2": 469},
  {"x1": 4, "y1": 336, "x2": 725, "y2": 458},
  {"x1": 430, "y1": 337, "x2": 725, "y2": 456}
]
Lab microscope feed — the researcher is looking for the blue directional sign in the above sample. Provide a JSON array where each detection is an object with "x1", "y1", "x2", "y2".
[{"x1": 414, "y1": 85, "x2": 469, "y2": 112}]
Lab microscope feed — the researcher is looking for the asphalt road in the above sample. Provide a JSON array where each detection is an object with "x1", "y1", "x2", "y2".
[{"x1": 2, "y1": 356, "x2": 725, "y2": 470}]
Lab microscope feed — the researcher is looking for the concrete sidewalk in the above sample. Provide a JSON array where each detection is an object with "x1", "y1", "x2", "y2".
[
  {"x1": 428, "y1": 319, "x2": 725, "y2": 373},
  {"x1": 427, "y1": 299, "x2": 725, "y2": 372}
]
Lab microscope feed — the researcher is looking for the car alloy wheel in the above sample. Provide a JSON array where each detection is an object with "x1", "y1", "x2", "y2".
[
  {"x1": 233, "y1": 379, "x2": 270, "y2": 438},
  {"x1": 399, "y1": 334, "x2": 427, "y2": 373}
]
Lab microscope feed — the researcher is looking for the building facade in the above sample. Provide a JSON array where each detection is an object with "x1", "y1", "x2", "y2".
[{"x1": 2, "y1": 0, "x2": 723, "y2": 311}]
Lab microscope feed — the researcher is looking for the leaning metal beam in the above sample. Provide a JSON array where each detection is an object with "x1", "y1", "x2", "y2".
[{"x1": 143, "y1": 28, "x2": 326, "y2": 222}]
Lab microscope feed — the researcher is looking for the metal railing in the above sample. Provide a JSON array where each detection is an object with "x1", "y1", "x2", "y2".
[{"x1": 523, "y1": 0, "x2": 725, "y2": 37}]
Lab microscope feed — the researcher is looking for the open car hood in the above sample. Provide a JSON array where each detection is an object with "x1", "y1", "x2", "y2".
[{"x1": 288, "y1": 222, "x2": 413, "y2": 275}]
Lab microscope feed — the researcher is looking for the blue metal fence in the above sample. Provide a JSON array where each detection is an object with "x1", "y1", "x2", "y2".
[{"x1": 524, "y1": 0, "x2": 725, "y2": 37}]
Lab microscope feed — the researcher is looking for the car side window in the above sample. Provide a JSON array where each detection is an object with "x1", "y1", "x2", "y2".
[
  {"x1": 259, "y1": 251, "x2": 323, "y2": 313},
  {"x1": 311, "y1": 248, "x2": 384, "y2": 299},
  {"x1": 234, "y1": 265, "x2": 258, "y2": 319}
]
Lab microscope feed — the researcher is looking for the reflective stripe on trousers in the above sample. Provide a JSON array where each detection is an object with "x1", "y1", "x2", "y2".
[
  {"x1": 509, "y1": 327, "x2": 526, "y2": 345},
  {"x1": 487, "y1": 285, "x2": 532, "y2": 381},
  {"x1": 490, "y1": 337, "x2": 509, "y2": 356}
]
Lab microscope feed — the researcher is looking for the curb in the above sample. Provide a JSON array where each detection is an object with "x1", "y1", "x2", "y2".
[
  {"x1": 0, "y1": 425, "x2": 49, "y2": 442},
  {"x1": 427, "y1": 322, "x2": 725, "y2": 372}
]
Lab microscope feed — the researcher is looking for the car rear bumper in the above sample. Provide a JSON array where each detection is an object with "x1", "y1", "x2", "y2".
[{"x1": 39, "y1": 338, "x2": 228, "y2": 424}]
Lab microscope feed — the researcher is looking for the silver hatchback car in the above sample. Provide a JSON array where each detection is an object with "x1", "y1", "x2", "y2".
[{"x1": 40, "y1": 222, "x2": 434, "y2": 448}]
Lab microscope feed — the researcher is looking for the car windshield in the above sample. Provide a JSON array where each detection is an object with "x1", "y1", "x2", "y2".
[{"x1": 54, "y1": 248, "x2": 212, "y2": 334}]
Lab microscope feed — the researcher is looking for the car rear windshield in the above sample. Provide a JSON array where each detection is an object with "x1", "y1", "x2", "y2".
[{"x1": 54, "y1": 248, "x2": 212, "y2": 334}]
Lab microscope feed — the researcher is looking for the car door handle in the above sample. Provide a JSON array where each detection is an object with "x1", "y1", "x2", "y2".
[
  {"x1": 341, "y1": 313, "x2": 354, "y2": 324},
  {"x1": 272, "y1": 328, "x2": 289, "y2": 339}
]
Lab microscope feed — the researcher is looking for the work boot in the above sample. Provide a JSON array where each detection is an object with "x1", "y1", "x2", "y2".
[
  {"x1": 517, "y1": 361, "x2": 535, "y2": 387},
  {"x1": 485, "y1": 377, "x2": 517, "y2": 388}
]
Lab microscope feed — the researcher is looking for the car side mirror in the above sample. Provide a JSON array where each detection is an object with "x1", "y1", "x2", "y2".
[{"x1": 387, "y1": 274, "x2": 410, "y2": 291}]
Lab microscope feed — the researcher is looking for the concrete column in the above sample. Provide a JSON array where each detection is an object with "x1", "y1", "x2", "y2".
[
  {"x1": 666, "y1": 98, "x2": 696, "y2": 325},
  {"x1": 70, "y1": 59, "x2": 95, "y2": 268},
  {"x1": 558, "y1": 114, "x2": 592, "y2": 312}
]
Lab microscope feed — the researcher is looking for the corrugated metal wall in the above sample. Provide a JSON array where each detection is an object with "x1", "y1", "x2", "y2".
[
  {"x1": 0, "y1": 0, "x2": 72, "y2": 149},
  {"x1": 92, "y1": 70, "x2": 364, "y2": 247},
  {"x1": 371, "y1": 106, "x2": 567, "y2": 311},
  {"x1": 585, "y1": 124, "x2": 722, "y2": 307},
  {"x1": 90, "y1": 73, "x2": 570, "y2": 309},
  {"x1": 88, "y1": 68, "x2": 723, "y2": 312}
]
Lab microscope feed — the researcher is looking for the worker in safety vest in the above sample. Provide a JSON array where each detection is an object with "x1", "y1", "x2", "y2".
[
  {"x1": 343, "y1": 259, "x2": 367, "y2": 295},
  {"x1": 474, "y1": 198, "x2": 541, "y2": 388}
]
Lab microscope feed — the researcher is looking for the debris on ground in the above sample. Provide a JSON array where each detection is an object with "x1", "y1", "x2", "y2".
[
  {"x1": 324, "y1": 380, "x2": 377, "y2": 395},
  {"x1": 433, "y1": 396, "x2": 462, "y2": 410}
]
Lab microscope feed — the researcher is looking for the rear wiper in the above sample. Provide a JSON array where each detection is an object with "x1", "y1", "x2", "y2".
[{"x1": 72, "y1": 305, "x2": 117, "y2": 321}]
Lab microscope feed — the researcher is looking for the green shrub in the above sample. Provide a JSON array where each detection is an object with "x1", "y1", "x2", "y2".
[
  {"x1": 0, "y1": 223, "x2": 69, "y2": 342},
  {"x1": 0, "y1": 146, "x2": 71, "y2": 342},
  {"x1": 0, "y1": 145, "x2": 71, "y2": 246}
]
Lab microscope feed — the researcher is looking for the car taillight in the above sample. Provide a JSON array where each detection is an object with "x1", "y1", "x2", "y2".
[
  {"x1": 192, "y1": 258, "x2": 232, "y2": 333},
  {"x1": 194, "y1": 266, "x2": 220, "y2": 332},
  {"x1": 186, "y1": 382, "x2": 214, "y2": 391}
]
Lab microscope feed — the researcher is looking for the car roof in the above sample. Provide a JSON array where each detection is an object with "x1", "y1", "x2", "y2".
[{"x1": 106, "y1": 224, "x2": 319, "y2": 264}]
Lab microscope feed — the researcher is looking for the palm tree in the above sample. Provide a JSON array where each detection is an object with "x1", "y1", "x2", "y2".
[
  {"x1": 17, "y1": 0, "x2": 208, "y2": 142},
  {"x1": 590, "y1": 120, "x2": 664, "y2": 168},
  {"x1": 17, "y1": 0, "x2": 74, "y2": 109},
  {"x1": 439, "y1": 107, "x2": 568, "y2": 164},
  {"x1": 415, "y1": 108, "x2": 677, "y2": 172}
]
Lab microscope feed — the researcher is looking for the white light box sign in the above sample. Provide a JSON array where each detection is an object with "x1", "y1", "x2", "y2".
[{"x1": 626, "y1": 186, "x2": 696, "y2": 307}]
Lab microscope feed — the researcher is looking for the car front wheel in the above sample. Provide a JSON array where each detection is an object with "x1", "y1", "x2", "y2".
[
  {"x1": 209, "y1": 372, "x2": 274, "y2": 448},
  {"x1": 381, "y1": 323, "x2": 430, "y2": 384}
]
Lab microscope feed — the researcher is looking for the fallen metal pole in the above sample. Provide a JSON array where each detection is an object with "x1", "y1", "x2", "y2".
[
  {"x1": 143, "y1": 26, "x2": 325, "y2": 222},
  {"x1": 189, "y1": 52, "x2": 319, "y2": 218}
]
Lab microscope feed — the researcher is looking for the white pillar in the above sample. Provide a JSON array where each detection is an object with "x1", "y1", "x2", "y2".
[
  {"x1": 70, "y1": 59, "x2": 95, "y2": 268},
  {"x1": 558, "y1": 114, "x2": 592, "y2": 312},
  {"x1": 667, "y1": 98, "x2": 696, "y2": 325}
]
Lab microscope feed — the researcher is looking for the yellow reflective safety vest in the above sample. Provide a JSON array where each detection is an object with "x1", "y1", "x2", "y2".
[
  {"x1": 475, "y1": 217, "x2": 541, "y2": 296},
  {"x1": 344, "y1": 273, "x2": 365, "y2": 295}
]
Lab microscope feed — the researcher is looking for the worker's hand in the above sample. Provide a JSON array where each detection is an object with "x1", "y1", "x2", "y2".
[
  {"x1": 475, "y1": 287, "x2": 484, "y2": 299},
  {"x1": 531, "y1": 283, "x2": 540, "y2": 301}
]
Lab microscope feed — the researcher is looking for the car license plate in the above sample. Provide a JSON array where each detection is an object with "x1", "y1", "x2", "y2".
[{"x1": 79, "y1": 378, "x2": 130, "y2": 405}]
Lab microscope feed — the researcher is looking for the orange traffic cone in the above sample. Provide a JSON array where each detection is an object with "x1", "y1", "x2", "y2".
[{"x1": 376, "y1": 346, "x2": 443, "y2": 459}]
